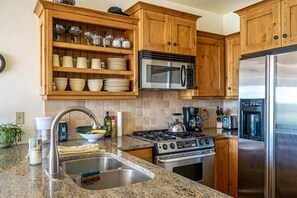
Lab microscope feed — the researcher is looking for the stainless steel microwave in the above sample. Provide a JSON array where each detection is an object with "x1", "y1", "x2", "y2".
[{"x1": 139, "y1": 50, "x2": 195, "y2": 90}]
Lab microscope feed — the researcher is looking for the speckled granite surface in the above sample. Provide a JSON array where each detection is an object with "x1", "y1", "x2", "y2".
[
  {"x1": 0, "y1": 136, "x2": 230, "y2": 198},
  {"x1": 202, "y1": 128, "x2": 238, "y2": 140}
]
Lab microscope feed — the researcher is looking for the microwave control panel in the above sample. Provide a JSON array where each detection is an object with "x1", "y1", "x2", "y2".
[{"x1": 186, "y1": 65, "x2": 195, "y2": 88}]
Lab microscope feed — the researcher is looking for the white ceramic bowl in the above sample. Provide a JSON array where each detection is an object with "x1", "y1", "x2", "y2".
[
  {"x1": 88, "y1": 80, "x2": 103, "y2": 91},
  {"x1": 69, "y1": 78, "x2": 85, "y2": 82},
  {"x1": 54, "y1": 77, "x2": 67, "y2": 81},
  {"x1": 70, "y1": 81, "x2": 85, "y2": 91},
  {"x1": 54, "y1": 78, "x2": 68, "y2": 91},
  {"x1": 79, "y1": 133, "x2": 105, "y2": 142}
]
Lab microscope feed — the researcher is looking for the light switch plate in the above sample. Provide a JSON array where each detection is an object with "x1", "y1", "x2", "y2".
[{"x1": 16, "y1": 112, "x2": 24, "y2": 124}]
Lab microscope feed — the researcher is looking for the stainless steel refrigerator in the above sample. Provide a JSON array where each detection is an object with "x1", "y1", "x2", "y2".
[{"x1": 238, "y1": 51, "x2": 297, "y2": 198}]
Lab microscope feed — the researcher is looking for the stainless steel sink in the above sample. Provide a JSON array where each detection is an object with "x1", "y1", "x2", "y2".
[
  {"x1": 61, "y1": 157, "x2": 123, "y2": 177},
  {"x1": 73, "y1": 169, "x2": 151, "y2": 190},
  {"x1": 60, "y1": 155, "x2": 152, "y2": 190}
]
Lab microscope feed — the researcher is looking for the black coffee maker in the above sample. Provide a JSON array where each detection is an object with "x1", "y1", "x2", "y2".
[{"x1": 183, "y1": 107, "x2": 203, "y2": 132}]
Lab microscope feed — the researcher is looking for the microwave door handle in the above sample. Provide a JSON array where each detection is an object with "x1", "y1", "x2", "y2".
[
  {"x1": 181, "y1": 65, "x2": 186, "y2": 87},
  {"x1": 167, "y1": 68, "x2": 170, "y2": 89}
]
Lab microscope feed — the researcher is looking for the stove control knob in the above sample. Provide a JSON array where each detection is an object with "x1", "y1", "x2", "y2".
[
  {"x1": 205, "y1": 139, "x2": 210, "y2": 145},
  {"x1": 170, "y1": 143, "x2": 175, "y2": 149},
  {"x1": 199, "y1": 139, "x2": 204, "y2": 146},
  {"x1": 162, "y1": 144, "x2": 168, "y2": 150}
]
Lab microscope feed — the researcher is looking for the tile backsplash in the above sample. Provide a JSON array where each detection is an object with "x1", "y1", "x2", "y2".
[{"x1": 45, "y1": 91, "x2": 237, "y2": 140}]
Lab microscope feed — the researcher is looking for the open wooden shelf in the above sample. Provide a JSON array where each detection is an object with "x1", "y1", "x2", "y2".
[
  {"x1": 53, "y1": 42, "x2": 134, "y2": 55},
  {"x1": 35, "y1": 0, "x2": 138, "y2": 100},
  {"x1": 51, "y1": 91, "x2": 135, "y2": 96},
  {"x1": 53, "y1": 67, "x2": 134, "y2": 76},
  {"x1": 44, "y1": 91, "x2": 137, "y2": 100}
]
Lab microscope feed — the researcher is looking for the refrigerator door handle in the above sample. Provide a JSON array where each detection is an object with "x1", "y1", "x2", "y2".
[{"x1": 266, "y1": 55, "x2": 276, "y2": 198}]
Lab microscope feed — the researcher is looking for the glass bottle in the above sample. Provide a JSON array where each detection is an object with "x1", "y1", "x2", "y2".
[
  {"x1": 111, "y1": 115, "x2": 116, "y2": 137},
  {"x1": 58, "y1": 121, "x2": 68, "y2": 142},
  {"x1": 104, "y1": 111, "x2": 112, "y2": 137}
]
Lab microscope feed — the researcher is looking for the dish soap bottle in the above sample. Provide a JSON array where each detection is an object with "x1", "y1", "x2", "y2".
[{"x1": 104, "y1": 111, "x2": 112, "y2": 137}]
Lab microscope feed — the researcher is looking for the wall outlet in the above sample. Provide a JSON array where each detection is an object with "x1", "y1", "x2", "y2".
[{"x1": 16, "y1": 112, "x2": 24, "y2": 124}]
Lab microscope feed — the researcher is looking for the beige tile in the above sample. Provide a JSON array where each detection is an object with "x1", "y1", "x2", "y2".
[
  {"x1": 85, "y1": 100, "x2": 96, "y2": 111},
  {"x1": 55, "y1": 101, "x2": 66, "y2": 112},
  {"x1": 143, "y1": 100, "x2": 150, "y2": 109},
  {"x1": 135, "y1": 126, "x2": 143, "y2": 131},
  {"x1": 76, "y1": 100, "x2": 85, "y2": 107},
  {"x1": 104, "y1": 100, "x2": 113, "y2": 111},
  {"x1": 143, "y1": 117, "x2": 151, "y2": 126},
  {"x1": 45, "y1": 101, "x2": 55, "y2": 114},
  {"x1": 150, "y1": 117, "x2": 158, "y2": 127},
  {"x1": 135, "y1": 108, "x2": 143, "y2": 117},
  {"x1": 143, "y1": 108, "x2": 150, "y2": 117},
  {"x1": 65, "y1": 101, "x2": 77, "y2": 108},
  {"x1": 141, "y1": 91, "x2": 151, "y2": 99},
  {"x1": 96, "y1": 101, "x2": 104, "y2": 110}
]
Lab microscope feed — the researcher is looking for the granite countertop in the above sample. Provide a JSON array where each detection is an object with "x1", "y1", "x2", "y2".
[
  {"x1": 0, "y1": 136, "x2": 230, "y2": 198},
  {"x1": 202, "y1": 128, "x2": 238, "y2": 140}
]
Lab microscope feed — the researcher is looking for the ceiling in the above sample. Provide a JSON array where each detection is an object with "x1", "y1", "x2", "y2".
[{"x1": 165, "y1": 0, "x2": 263, "y2": 14}]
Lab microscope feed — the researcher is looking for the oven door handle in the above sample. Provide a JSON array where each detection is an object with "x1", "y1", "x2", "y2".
[{"x1": 157, "y1": 152, "x2": 215, "y2": 163}]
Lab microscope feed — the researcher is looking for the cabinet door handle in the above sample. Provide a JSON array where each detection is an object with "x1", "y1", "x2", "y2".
[
  {"x1": 274, "y1": 35, "x2": 279, "y2": 40},
  {"x1": 283, "y1": 34, "x2": 288, "y2": 38},
  {"x1": 173, "y1": 43, "x2": 177, "y2": 46},
  {"x1": 167, "y1": 42, "x2": 171, "y2": 45},
  {"x1": 228, "y1": 87, "x2": 231, "y2": 90}
]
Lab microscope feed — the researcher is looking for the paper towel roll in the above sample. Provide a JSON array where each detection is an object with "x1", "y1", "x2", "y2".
[{"x1": 117, "y1": 112, "x2": 122, "y2": 137}]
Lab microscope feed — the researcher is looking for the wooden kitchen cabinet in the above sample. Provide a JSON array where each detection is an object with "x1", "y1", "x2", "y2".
[
  {"x1": 34, "y1": 0, "x2": 139, "y2": 100},
  {"x1": 225, "y1": 33, "x2": 241, "y2": 99},
  {"x1": 215, "y1": 138, "x2": 238, "y2": 198},
  {"x1": 178, "y1": 31, "x2": 225, "y2": 99},
  {"x1": 215, "y1": 139, "x2": 229, "y2": 194},
  {"x1": 236, "y1": 0, "x2": 297, "y2": 55},
  {"x1": 125, "y1": 2, "x2": 199, "y2": 56},
  {"x1": 126, "y1": 147, "x2": 153, "y2": 163},
  {"x1": 281, "y1": 0, "x2": 297, "y2": 47}
]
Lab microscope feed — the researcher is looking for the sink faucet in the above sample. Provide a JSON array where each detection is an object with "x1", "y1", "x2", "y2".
[{"x1": 47, "y1": 106, "x2": 101, "y2": 180}]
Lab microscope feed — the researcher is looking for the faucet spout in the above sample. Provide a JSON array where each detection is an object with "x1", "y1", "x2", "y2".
[{"x1": 48, "y1": 106, "x2": 101, "y2": 179}]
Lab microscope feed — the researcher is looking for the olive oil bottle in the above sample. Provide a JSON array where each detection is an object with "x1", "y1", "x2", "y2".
[{"x1": 104, "y1": 111, "x2": 112, "y2": 137}]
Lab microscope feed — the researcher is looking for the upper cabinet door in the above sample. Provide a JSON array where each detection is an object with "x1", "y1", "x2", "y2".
[
  {"x1": 282, "y1": 0, "x2": 297, "y2": 47},
  {"x1": 196, "y1": 36, "x2": 225, "y2": 96},
  {"x1": 142, "y1": 10, "x2": 171, "y2": 53},
  {"x1": 240, "y1": 2, "x2": 281, "y2": 54},
  {"x1": 171, "y1": 17, "x2": 196, "y2": 56},
  {"x1": 225, "y1": 34, "x2": 241, "y2": 98}
]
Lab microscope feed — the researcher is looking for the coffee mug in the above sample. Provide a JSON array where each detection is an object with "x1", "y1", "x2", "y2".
[
  {"x1": 91, "y1": 58, "x2": 101, "y2": 69},
  {"x1": 76, "y1": 57, "x2": 87, "y2": 68},
  {"x1": 62, "y1": 56, "x2": 73, "y2": 68},
  {"x1": 53, "y1": 54, "x2": 60, "y2": 67}
]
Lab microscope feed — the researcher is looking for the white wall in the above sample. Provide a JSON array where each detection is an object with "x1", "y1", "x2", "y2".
[
  {"x1": 0, "y1": 0, "x2": 230, "y2": 144},
  {"x1": 223, "y1": 12, "x2": 240, "y2": 35},
  {"x1": 0, "y1": 0, "x2": 43, "y2": 144},
  {"x1": 77, "y1": 0, "x2": 224, "y2": 34}
]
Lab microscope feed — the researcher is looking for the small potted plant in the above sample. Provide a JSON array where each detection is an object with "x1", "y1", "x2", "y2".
[{"x1": 0, "y1": 122, "x2": 25, "y2": 148}]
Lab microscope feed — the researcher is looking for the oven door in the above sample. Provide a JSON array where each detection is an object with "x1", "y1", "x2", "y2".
[
  {"x1": 140, "y1": 59, "x2": 186, "y2": 89},
  {"x1": 156, "y1": 151, "x2": 215, "y2": 188}
]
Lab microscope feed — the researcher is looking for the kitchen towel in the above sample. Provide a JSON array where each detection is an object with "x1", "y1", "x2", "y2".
[{"x1": 57, "y1": 144, "x2": 100, "y2": 155}]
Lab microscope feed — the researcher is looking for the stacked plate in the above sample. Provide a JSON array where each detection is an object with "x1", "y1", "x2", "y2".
[
  {"x1": 104, "y1": 78, "x2": 130, "y2": 92},
  {"x1": 107, "y1": 58, "x2": 127, "y2": 71}
]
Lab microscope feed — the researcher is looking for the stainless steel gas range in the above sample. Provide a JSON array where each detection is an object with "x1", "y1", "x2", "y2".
[{"x1": 132, "y1": 129, "x2": 215, "y2": 188}]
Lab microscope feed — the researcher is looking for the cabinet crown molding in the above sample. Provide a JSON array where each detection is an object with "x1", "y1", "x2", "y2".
[
  {"x1": 125, "y1": 1, "x2": 201, "y2": 21},
  {"x1": 34, "y1": 0, "x2": 139, "y2": 25},
  {"x1": 234, "y1": 0, "x2": 280, "y2": 15}
]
